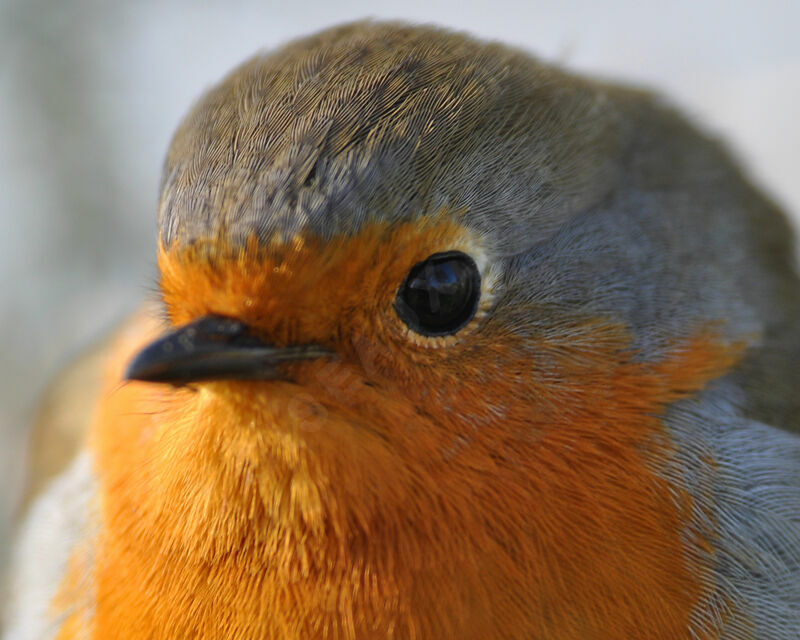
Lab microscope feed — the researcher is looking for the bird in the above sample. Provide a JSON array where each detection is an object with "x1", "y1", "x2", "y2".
[{"x1": 4, "y1": 19, "x2": 800, "y2": 640}]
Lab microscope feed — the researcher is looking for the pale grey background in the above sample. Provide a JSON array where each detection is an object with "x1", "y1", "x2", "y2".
[{"x1": 1, "y1": 0, "x2": 798, "y2": 560}]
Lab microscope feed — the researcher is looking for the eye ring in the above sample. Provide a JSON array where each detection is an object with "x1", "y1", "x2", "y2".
[{"x1": 394, "y1": 251, "x2": 481, "y2": 337}]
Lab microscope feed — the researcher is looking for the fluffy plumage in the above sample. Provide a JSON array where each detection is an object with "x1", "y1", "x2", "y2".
[{"x1": 5, "y1": 20, "x2": 800, "y2": 639}]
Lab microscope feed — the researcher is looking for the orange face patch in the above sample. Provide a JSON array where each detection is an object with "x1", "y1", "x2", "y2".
[
  {"x1": 158, "y1": 216, "x2": 486, "y2": 345},
  {"x1": 59, "y1": 219, "x2": 743, "y2": 639}
]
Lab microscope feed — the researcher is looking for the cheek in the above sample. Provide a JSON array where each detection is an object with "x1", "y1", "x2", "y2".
[
  {"x1": 290, "y1": 336, "x2": 524, "y2": 463},
  {"x1": 293, "y1": 358, "x2": 443, "y2": 449}
]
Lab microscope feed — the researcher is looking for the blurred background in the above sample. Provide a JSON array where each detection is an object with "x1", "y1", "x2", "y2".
[{"x1": 1, "y1": 0, "x2": 798, "y2": 563}]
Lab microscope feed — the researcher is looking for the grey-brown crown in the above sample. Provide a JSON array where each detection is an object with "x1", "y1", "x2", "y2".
[{"x1": 158, "y1": 21, "x2": 629, "y2": 251}]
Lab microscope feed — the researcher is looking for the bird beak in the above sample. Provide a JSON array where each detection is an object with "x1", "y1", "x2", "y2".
[{"x1": 124, "y1": 314, "x2": 331, "y2": 384}]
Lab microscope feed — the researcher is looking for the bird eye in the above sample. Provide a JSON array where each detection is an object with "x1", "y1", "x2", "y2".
[{"x1": 394, "y1": 251, "x2": 481, "y2": 337}]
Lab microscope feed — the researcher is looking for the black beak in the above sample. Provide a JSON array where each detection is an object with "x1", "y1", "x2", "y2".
[{"x1": 124, "y1": 314, "x2": 331, "y2": 384}]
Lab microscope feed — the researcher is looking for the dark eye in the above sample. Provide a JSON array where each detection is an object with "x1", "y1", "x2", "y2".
[{"x1": 394, "y1": 251, "x2": 481, "y2": 337}]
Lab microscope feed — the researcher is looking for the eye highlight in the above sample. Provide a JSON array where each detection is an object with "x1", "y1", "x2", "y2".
[{"x1": 394, "y1": 251, "x2": 481, "y2": 337}]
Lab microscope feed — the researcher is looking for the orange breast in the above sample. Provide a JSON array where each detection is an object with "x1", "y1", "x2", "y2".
[{"x1": 54, "y1": 221, "x2": 743, "y2": 639}]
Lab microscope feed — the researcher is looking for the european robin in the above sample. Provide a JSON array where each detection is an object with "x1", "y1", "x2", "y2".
[{"x1": 5, "y1": 21, "x2": 800, "y2": 640}]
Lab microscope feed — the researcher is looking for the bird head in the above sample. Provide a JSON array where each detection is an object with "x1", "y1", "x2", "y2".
[{"x1": 105, "y1": 21, "x2": 799, "y2": 637}]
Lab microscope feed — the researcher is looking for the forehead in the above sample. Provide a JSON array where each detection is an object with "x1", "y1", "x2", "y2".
[{"x1": 158, "y1": 22, "x2": 622, "y2": 254}]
